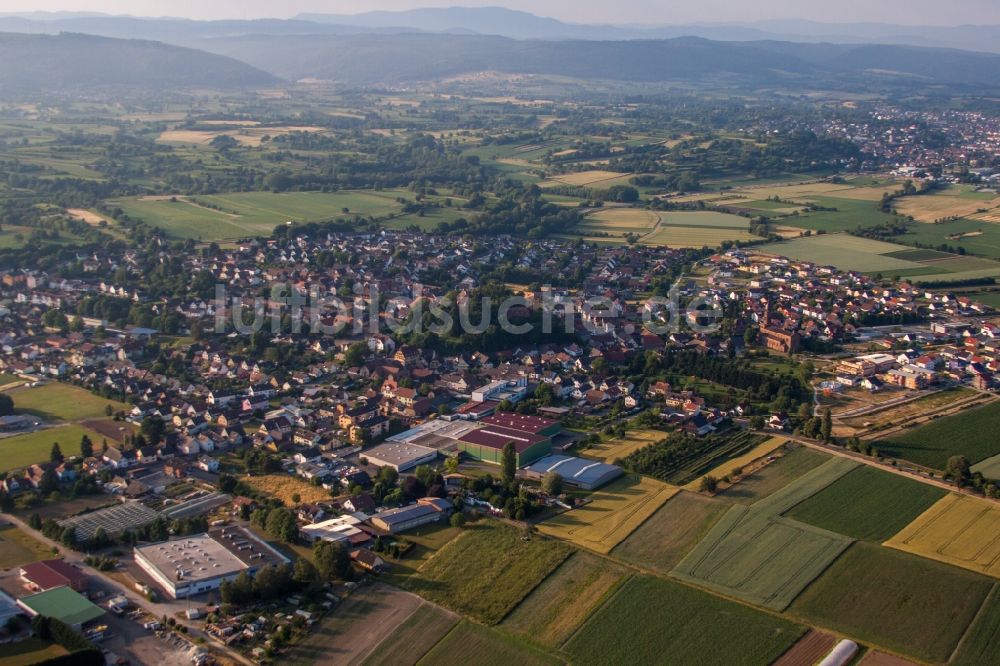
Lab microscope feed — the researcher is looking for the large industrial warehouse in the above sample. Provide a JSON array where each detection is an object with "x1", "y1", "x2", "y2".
[
  {"x1": 134, "y1": 526, "x2": 288, "y2": 599},
  {"x1": 382, "y1": 413, "x2": 564, "y2": 467}
]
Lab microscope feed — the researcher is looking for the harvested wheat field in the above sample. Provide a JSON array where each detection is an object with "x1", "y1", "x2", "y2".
[
  {"x1": 542, "y1": 170, "x2": 629, "y2": 187},
  {"x1": 583, "y1": 429, "x2": 663, "y2": 463},
  {"x1": 537, "y1": 475, "x2": 678, "y2": 554},
  {"x1": 885, "y1": 493, "x2": 1000, "y2": 578}
]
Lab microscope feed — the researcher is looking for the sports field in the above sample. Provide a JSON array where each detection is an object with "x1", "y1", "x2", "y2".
[
  {"x1": 672, "y1": 458, "x2": 858, "y2": 610},
  {"x1": 682, "y1": 436, "x2": 789, "y2": 491},
  {"x1": 564, "y1": 575, "x2": 804, "y2": 666},
  {"x1": 785, "y1": 466, "x2": 946, "y2": 541},
  {"x1": 582, "y1": 429, "x2": 663, "y2": 463},
  {"x1": 402, "y1": 522, "x2": 572, "y2": 625},
  {"x1": 0, "y1": 424, "x2": 108, "y2": 473},
  {"x1": 501, "y1": 552, "x2": 627, "y2": 648},
  {"x1": 416, "y1": 622, "x2": 560, "y2": 666},
  {"x1": 536, "y1": 475, "x2": 678, "y2": 554},
  {"x1": 611, "y1": 491, "x2": 728, "y2": 573},
  {"x1": 790, "y1": 543, "x2": 994, "y2": 663},
  {"x1": 719, "y1": 446, "x2": 829, "y2": 504},
  {"x1": 8, "y1": 382, "x2": 128, "y2": 421},
  {"x1": 885, "y1": 493, "x2": 1000, "y2": 578},
  {"x1": 878, "y1": 401, "x2": 1000, "y2": 469},
  {"x1": 109, "y1": 190, "x2": 407, "y2": 240}
]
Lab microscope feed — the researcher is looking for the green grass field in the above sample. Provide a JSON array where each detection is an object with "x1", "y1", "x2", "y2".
[
  {"x1": 778, "y1": 196, "x2": 897, "y2": 233},
  {"x1": 0, "y1": 525, "x2": 53, "y2": 569},
  {"x1": 672, "y1": 458, "x2": 857, "y2": 610},
  {"x1": 719, "y1": 446, "x2": 829, "y2": 504},
  {"x1": 8, "y1": 382, "x2": 128, "y2": 422},
  {"x1": 564, "y1": 575, "x2": 803, "y2": 666},
  {"x1": 785, "y1": 466, "x2": 947, "y2": 541},
  {"x1": 757, "y1": 234, "x2": 932, "y2": 273},
  {"x1": 417, "y1": 622, "x2": 560, "y2": 666},
  {"x1": 611, "y1": 491, "x2": 728, "y2": 574},
  {"x1": 790, "y1": 543, "x2": 994, "y2": 663},
  {"x1": 501, "y1": 552, "x2": 627, "y2": 648},
  {"x1": 0, "y1": 424, "x2": 107, "y2": 473},
  {"x1": 110, "y1": 190, "x2": 410, "y2": 240},
  {"x1": 400, "y1": 522, "x2": 572, "y2": 625},
  {"x1": 878, "y1": 401, "x2": 1000, "y2": 469},
  {"x1": 952, "y1": 585, "x2": 1000, "y2": 666}
]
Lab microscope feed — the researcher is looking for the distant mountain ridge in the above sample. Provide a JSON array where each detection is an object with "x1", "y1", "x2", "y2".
[
  {"x1": 0, "y1": 32, "x2": 278, "y2": 94},
  {"x1": 190, "y1": 32, "x2": 1000, "y2": 91},
  {"x1": 0, "y1": 9, "x2": 999, "y2": 54}
]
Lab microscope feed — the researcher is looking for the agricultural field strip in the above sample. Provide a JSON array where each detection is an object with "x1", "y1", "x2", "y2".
[
  {"x1": 682, "y1": 436, "x2": 789, "y2": 491},
  {"x1": 884, "y1": 493, "x2": 1000, "y2": 578},
  {"x1": 536, "y1": 476, "x2": 678, "y2": 554},
  {"x1": 672, "y1": 457, "x2": 859, "y2": 610}
]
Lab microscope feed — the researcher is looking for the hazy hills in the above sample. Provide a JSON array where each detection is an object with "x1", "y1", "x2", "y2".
[
  {"x1": 1, "y1": 9, "x2": 1000, "y2": 55},
  {"x1": 0, "y1": 33, "x2": 278, "y2": 94},
  {"x1": 193, "y1": 33, "x2": 1000, "y2": 90}
]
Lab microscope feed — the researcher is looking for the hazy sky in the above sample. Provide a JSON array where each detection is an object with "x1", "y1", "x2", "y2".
[{"x1": 4, "y1": 0, "x2": 999, "y2": 26}]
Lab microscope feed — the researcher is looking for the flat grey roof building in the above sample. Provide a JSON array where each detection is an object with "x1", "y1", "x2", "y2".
[{"x1": 363, "y1": 441, "x2": 438, "y2": 472}]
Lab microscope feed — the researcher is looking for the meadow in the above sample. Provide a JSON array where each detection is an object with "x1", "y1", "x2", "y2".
[
  {"x1": 563, "y1": 575, "x2": 804, "y2": 666},
  {"x1": 790, "y1": 543, "x2": 994, "y2": 663},
  {"x1": 877, "y1": 400, "x2": 1000, "y2": 469},
  {"x1": 672, "y1": 458, "x2": 857, "y2": 610},
  {"x1": 7, "y1": 382, "x2": 128, "y2": 422},
  {"x1": 402, "y1": 522, "x2": 572, "y2": 625},
  {"x1": 501, "y1": 552, "x2": 627, "y2": 648},
  {"x1": 885, "y1": 493, "x2": 1000, "y2": 578},
  {"x1": 242, "y1": 474, "x2": 334, "y2": 505},
  {"x1": 0, "y1": 424, "x2": 108, "y2": 473},
  {"x1": 416, "y1": 622, "x2": 561, "y2": 666},
  {"x1": 611, "y1": 491, "x2": 728, "y2": 574},
  {"x1": 109, "y1": 190, "x2": 409, "y2": 240},
  {"x1": 785, "y1": 466, "x2": 946, "y2": 541},
  {"x1": 0, "y1": 525, "x2": 53, "y2": 569},
  {"x1": 536, "y1": 475, "x2": 677, "y2": 554},
  {"x1": 719, "y1": 446, "x2": 828, "y2": 504}
]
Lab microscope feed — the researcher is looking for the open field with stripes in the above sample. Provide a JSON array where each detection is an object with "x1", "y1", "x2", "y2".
[
  {"x1": 672, "y1": 458, "x2": 857, "y2": 610},
  {"x1": 536, "y1": 475, "x2": 677, "y2": 554},
  {"x1": 885, "y1": 493, "x2": 1000, "y2": 578}
]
